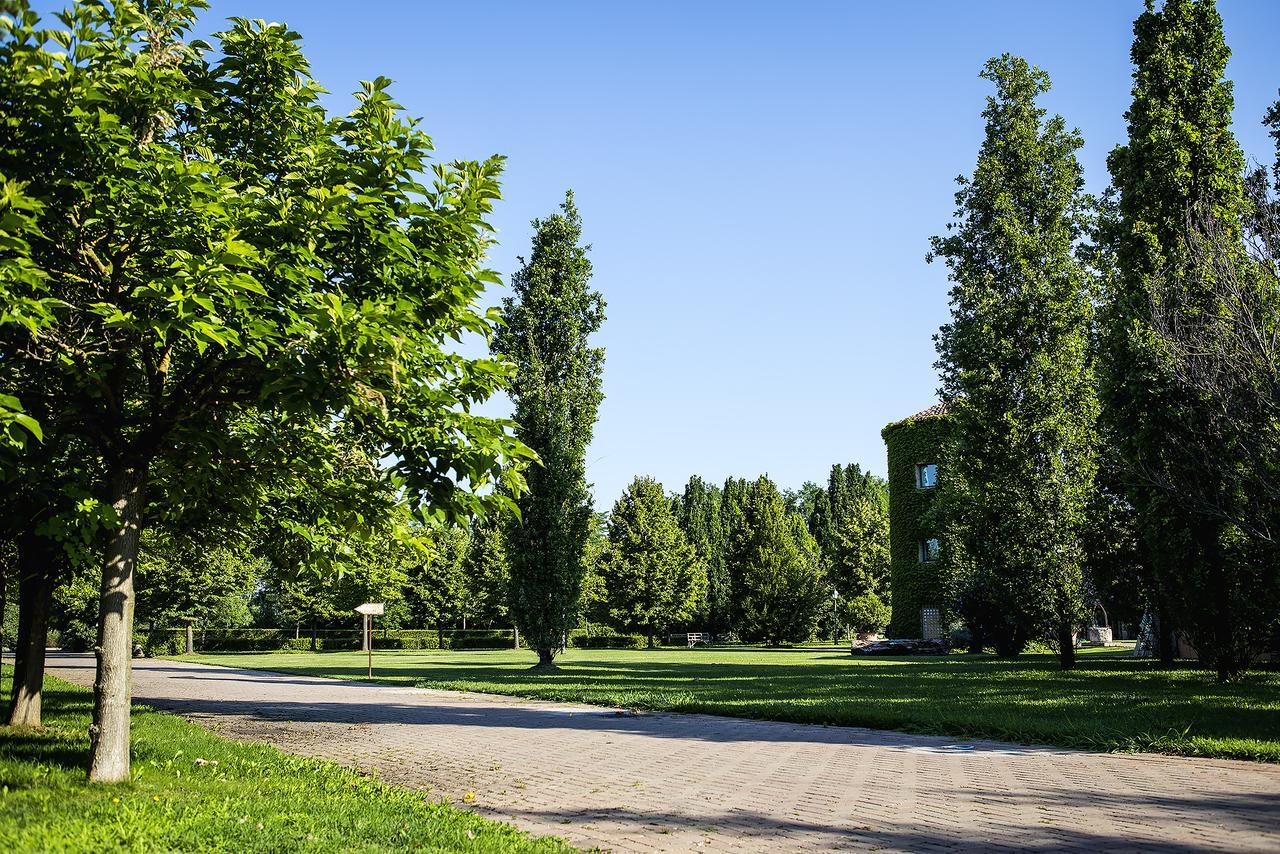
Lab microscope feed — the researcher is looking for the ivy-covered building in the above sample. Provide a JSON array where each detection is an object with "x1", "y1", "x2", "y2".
[{"x1": 882, "y1": 403, "x2": 951, "y2": 638}]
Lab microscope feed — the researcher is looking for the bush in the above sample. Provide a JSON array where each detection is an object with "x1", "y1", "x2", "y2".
[
  {"x1": 58, "y1": 621, "x2": 96, "y2": 653},
  {"x1": 129, "y1": 626, "x2": 525, "y2": 653},
  {"x1": 567, "y1": 622, "x2": 645, "y2": 649},
  {"x1": 146, "y1": 633, "x2": 185, "y2": 657},
  {"x1": 449, "y1": 630, "x2": 513, "y2": 650},
  {"x1": 198, "y1": 629, "x2": 292, "y2": 652},
  {"x1": 570, "y1": 633, "x2": 644, "y2": 649}
]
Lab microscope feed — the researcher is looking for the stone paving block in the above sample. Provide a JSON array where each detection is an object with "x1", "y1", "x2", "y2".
[{"x1": 43, "y1": 653, "x2": 1280, "y2": 853}]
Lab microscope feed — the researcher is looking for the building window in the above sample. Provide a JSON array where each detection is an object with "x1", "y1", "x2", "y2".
[
  {"x1": 918, "y1": 538, "x2": 940, "y2": 563},
  {"x1": 915, "y1": 463, "x2": 938, "y2": 489}
]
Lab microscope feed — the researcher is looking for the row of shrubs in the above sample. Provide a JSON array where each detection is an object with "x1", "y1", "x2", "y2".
[
  {"x1": 134, "y1": 627, "x2": 523, "y2": 655},
  {"x1": 132, "y1": 624, "x2": 651, "y2": 655},
  {"x1": 569, "y1": 623, "x2": 646, "y2": 649}
]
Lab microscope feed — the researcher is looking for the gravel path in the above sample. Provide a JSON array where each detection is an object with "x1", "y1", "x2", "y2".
[{"x1": 45, "y1": 653, "x2": 1280, "y2": 852}]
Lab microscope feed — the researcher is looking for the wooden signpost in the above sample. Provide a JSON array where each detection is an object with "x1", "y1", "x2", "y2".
[{"x1": 355, "y1": 602, "x2": 384, "y2": 678}]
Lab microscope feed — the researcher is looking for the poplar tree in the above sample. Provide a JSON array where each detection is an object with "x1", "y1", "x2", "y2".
[
  {"x1": 822, "y1": 465, "x2": 850, "y2": 557},
  {"x1": 1101, "y1": 0, "x2": 1258, "y2": 680},
  {"x1": 494, "y1": 192, "x2": 605, "y2": 669},
  {"x1": 830, "y1": 493, "x2": 892, "y2": 634},
  {"x1": 675, "y1": 476, "x2": 731, "y2": 633},
  {"x1": 719, "y1": 476, "x2": 751, "y2": 616},
  {"x1": 600, "y1": 477, "x2": 706, "y2": 646},
  {"x1": 931, "y1": 55, "x2": 1098, "y2": 668}
]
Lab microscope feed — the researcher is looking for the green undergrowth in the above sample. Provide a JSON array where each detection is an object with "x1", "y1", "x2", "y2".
[
  {"x1": 191, "y1": 645, "x2": 1280, "y2": 762},
  {"x1": 0, "y1": 674, "x2": 573, "y2": 853}
]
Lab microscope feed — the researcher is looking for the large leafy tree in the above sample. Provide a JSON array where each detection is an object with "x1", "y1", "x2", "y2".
[
  {"x1": 931, "y1": 55, "x2": 1098, "y2": 668},
  {"x1": 402, "y1": 525, "x2": 467, "y2": 629},
  {"x1": 459, "y1": 515, "x2": 511, "y2": 629},
  {"x1": 673, "y1": 476, "x2": 731, "y2": 633},
  {"x1": 493, "y1": 192, "x2": 605, "y2": 668},
  {"x1": 782, "y1": 481, "x2": 824, "y2": 520},
  {"x1": 134, "y1": 532, "x2": 263, "y2": 628},
  {"x1": 729, "y1": 476, "x2": 827, "y2": 645},
  {"x1": 1100, "y1": 0, "x2": 1262, "y2": 680},
  {"x1": 600, "y1": 477, "x2": 706, "y2": 646},
  {"x1": 0, "y1": 2, "x2": 529, "y2": 781}
]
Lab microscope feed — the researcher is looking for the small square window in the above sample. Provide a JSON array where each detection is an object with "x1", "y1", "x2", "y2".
[
  {"x1": 918, "y1": 538, "x2": 940, "y2": 563},
  {"x1": 915, "y1": 463, "x2": 938, "y2": 489}
]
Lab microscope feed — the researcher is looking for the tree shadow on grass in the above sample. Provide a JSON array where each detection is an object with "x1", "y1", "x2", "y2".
[{"x1": 0, "y1": 684, "x2": 95, "y2": 781}]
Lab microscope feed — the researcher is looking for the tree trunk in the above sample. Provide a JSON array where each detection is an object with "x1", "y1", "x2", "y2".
[
  {"x1": 646, "y1": 632, "x2": 655, "y2": 649},
  {"x1": 1204, "y1": 523, "x2": 1246, "y2": 683},
  {"x1": 531, "y1": 647, "x2": 557, "y2": 670},
  {"x1": 88, "y1": 460, "x2": 148, "y2": 784},
  {"x1": 1154, "y1": 607, "x2": 1176, "y2": 665},
  {"x1": 1057, "y1": 621, "x2": 1076, "y2": 671},
  {"x1": 0, "y1": 567, "x2": 6, "y2": 689},
  {"x1": 8, "y1": 533, "x2": 54, "y2": 727},
  {"x1": 310, "y1": 624, "x2": 317, "y2": 652}
]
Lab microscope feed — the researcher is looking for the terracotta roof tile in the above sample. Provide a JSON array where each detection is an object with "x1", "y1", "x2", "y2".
[{"x1": 907, "y1": 401, "x2": 949, "y2": 420}]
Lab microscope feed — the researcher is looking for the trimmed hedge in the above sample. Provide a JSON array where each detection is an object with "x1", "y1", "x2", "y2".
[
  {"x1": 568, "y1": 623, "x2": 646, "y2": 649},
  {"x1": 569, "y1": 633, "x2": 643, "y2": 649},
  {"x1": 449, "y1": 629, "x2": 515, "y2": 650},
  {"x1": 882, "y1": 409, "x2": 952, "y2": 638},
  {"x1": 136, "y1": 627, "x2": 517, "y2": 654}
]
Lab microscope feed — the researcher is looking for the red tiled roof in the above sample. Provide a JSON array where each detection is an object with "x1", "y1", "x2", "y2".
[{"x1": 907, "y1": 401, "x2": 949, "y2": 420}]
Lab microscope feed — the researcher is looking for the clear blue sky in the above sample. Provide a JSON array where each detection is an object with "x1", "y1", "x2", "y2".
[{"x1": 41, "y1": 1, "x2": 1280, "y2": 506}]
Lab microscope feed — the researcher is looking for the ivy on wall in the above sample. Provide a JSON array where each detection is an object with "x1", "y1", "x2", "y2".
[{"x1": 882, "y1": 409, "x2": 952, "y2": 638}]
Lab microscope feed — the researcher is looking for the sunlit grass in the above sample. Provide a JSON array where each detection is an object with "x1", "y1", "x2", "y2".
[
  {"x1": 190, "y1": 645, "x2": 1280, "y2": 762},
  {"x1": 0, "y1": 674, "x2": 573, "y2": 853}
]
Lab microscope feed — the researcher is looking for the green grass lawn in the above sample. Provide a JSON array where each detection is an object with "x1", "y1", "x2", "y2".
[
  {"x1": 189, "y1": 645, "x2": 1280, "y2": 762},
  {"x1": 0, "y1": 674, "x2": 572, "y2": 853}
]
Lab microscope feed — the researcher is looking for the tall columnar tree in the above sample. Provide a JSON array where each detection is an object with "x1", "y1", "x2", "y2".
[
  {"x1": 0, "y1": 3, "x2": 530, "y2": 781},
  {"x1": 829, "y1": 492, "x2": 892, "y2": 635},
  {"x1": 1101, "y1": 0, "x2": 1260, "y2": 680},
  {"x1": 729, "y1": 476, "x2": 827, "y2": 645},
  {"x1": 719, "y1": 476, "x2": 751, "y2": 615},
  {"x1": 600, "y1": 477, "x2": 706, "y2": 646},
  {"x1": 494, "y1": 192, "x2": 605, "y2": 669},
  {"x1": 819, "y1": 465, "x2": 851, "y2": 558},
  {"x1": 808, "y1": 463, "x2": 886, "y2": 566},
  {"x1": 931, "y1": 55, "x2": 1098, "y2": 668},
  {"x1": 674, "y1": 476, "x2": 731, "y2": 633}
]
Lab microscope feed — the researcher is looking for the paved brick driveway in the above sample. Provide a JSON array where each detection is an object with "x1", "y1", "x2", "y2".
[{"x1": 46, "y1": 653, "x2": 1280, "y2": 852}]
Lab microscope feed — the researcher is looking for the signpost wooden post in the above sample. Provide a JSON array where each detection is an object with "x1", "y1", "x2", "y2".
[{"x1": 355, "y1": 603, "x2": 384, "y2": 678}]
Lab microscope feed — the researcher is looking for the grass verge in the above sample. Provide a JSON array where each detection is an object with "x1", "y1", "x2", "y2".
[
  {"x1": 189, "y1": 645, "x2": 1280, "y2": 762},
  {"x1": 0, "y1": 673, "x2": 572, "y2": 853}
]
